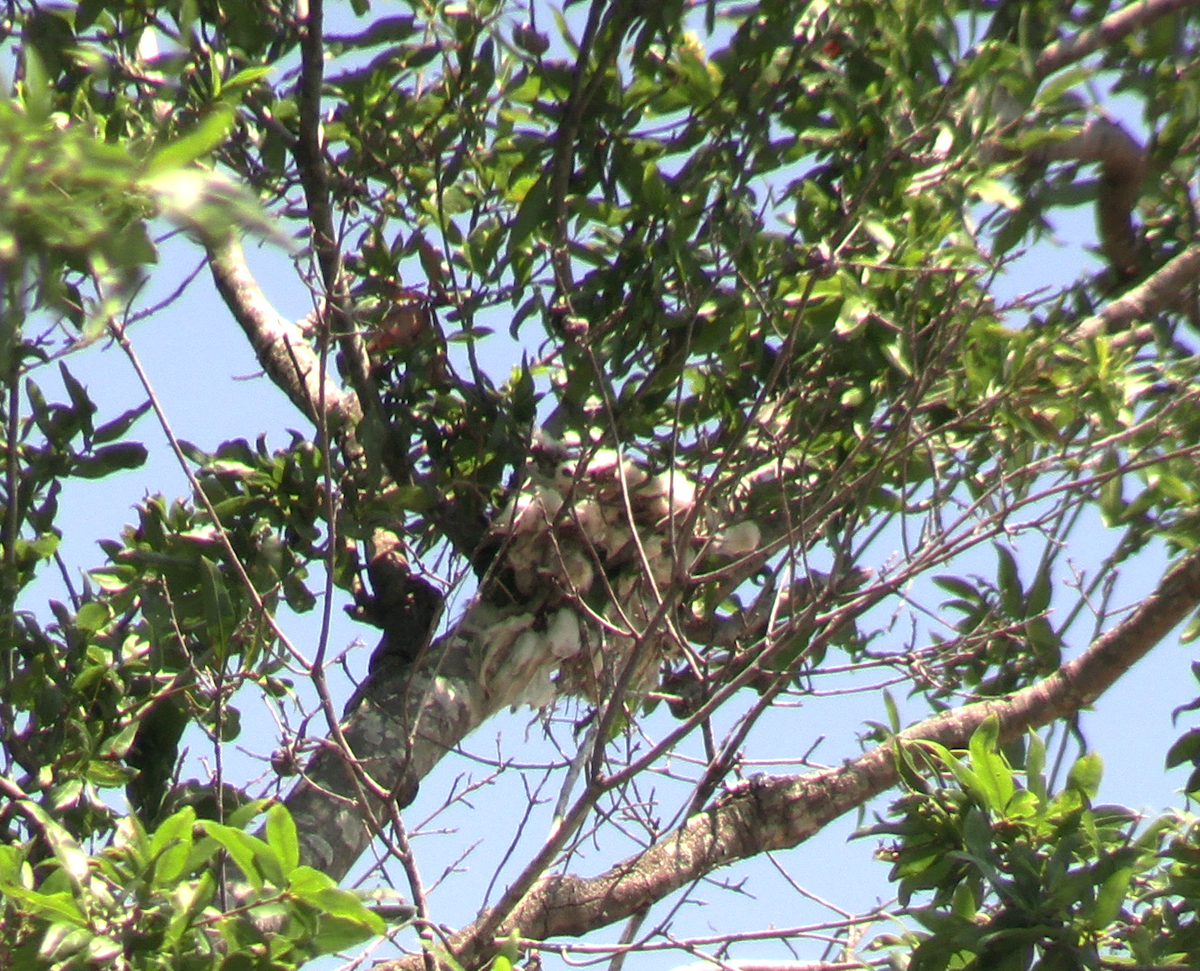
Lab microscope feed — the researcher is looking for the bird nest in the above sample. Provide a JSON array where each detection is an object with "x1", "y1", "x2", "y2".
[{"x1": 465, "y1": 444, "x2": 760, "y2": 709}]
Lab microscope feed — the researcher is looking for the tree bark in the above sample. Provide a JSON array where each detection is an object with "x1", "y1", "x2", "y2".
[{"x1": 375, "y1": 545, "x2": 1200, "y2": 971}]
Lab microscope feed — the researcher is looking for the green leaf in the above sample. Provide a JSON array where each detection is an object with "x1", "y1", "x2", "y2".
[
  {"x1": 1089, "y1": 866, "x2": 1132, "y2": 930},
  {"x1": 1024, "y1": 616, "x2": 1059, "y2": 658},
  {"x1": 92, "y1": 400, "x2": 151, "y2": 444},
  {"x1": 98, "y1": 721, "x2": 139, "y2": 759},
  {"x1": 165, "y1": 870, "x2": 215, "y2": 947},
  {"x1": 221, "y1": 65, "x2": 274, "y2": 100},
  {"x1": 968, "y1": 716, "x2": 1014, "y2": 813},
  {"x1": 37, "y1": 922, "x2": 93, "y2": 962},
  {"x1": 1, "y1": 886, "x2": 86, "y2": 926},
  {"x1": 199, "y1": 555, "x2": 236, "y2": 655},
  {"x1": 150, "y1": 807, "x2": 197, "y2": 885},
  {"x1": 971, "y1": 177, "x2": 1021, "y2": 210},
  {"x1": 84, "y1": 759, "x2": 131, "y2": 787},
  {"x1": 640, "y1": 162, "x2": 668, "y2": 210},
  {"x1": 961, "y1": 804, "x2": 995, "y2": 861},
  {"x1": 863, "y1": 219, "x2": 897, "y2": 253},
  {"x1": 225, "y1": 797, "x2": 271, "y2": 830},
  {"x1": 950, "y1": 882, "x2": 978, "y2": 921},
  {"x1": 75, "y1": 601, "x2": 112, "y2": 632},
  {"x1": 0, "y1": 843, "x2": 27, "y2": 883},
  {"x1": 1026, "y1": 731, "x2": 1047, "y2": 804},
  {"x1": 288, "y1": 865, "x2": 335, "y2": 897},
  {"x1": 59, "y1": 363, "x2": 95, "y2": 434},
  {"x1": 265, "y1": 803, "x2": 299, "y2": 876},
  {"x1": 1165, "y1": 729, "x2": 1200, "y2": 769},
  {"x1": 20, "y1": 802, "x2": 91, "y2": 893},
  {"x1": 882, "y1": 689, "x2": 900, "y2": 734},
  {"x1": 312, "y1": 913, "x2": 381, "y2": 952},
  {"x1": 991, "y1": 206, "x2": 1034, "y2": 259},
  {"x1": 22, "y1": 45, "x2": 51, "y2": 119},
  {"x1": 507, "y1": 173, "x2": 548, "y2": 257},
  {"x1": 1066, "y1": 751, "x2": 1103, "y2": 800},
  {"x1": 933, "y1": 575, "x2": 980, "y2": 601},
  {"x1": 926, "y1": 742, "x2": 986, "y2": 806},
  {"x1": 201, "y1": 821, "x2": 269, "y2": 890},
  {"x1": 1185, "y1": 765, "x2": 1200, "y2": 795},
  {"x1": 1024, "y1": 563, "x2": 1053, "y2": 617},
  {"x1": 1182, "y1": 606, "x2": 1200, "y2": 646},
  {"x1": 147, "y1": 106, "x2": 237, "y2": 174},
  {"x1": 313, "y1": 887, "x2": 385, "y2": 929},
  {"x1": 71, "y1": 442, "x2": 148, "y2": 479},
  {"x1": 1034, "y1": 65, "x2": 1094, "y2": 109},
  {"x1": 82, "y1": 934, "x2": 122, "y2": 962},
  {"x1": 995, "y1": 546, "x2": 1022, "y2": 617},
  {"x1": 289, "y1": 867, "x2": 384, "y2": 947}
]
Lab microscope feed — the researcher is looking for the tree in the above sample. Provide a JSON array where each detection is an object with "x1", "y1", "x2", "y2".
[{"x1": 3, "y1": 0, "x2": 1200, "y2": 969}]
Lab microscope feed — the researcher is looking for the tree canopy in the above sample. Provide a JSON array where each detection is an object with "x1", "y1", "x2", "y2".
[{"x1": 3, "y1": 0, "x2": 1200, "y2": 969}]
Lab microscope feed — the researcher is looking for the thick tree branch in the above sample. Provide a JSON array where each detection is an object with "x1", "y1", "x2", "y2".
[
  {"x1": 378, "y1": 546, "x2": 1200, "y2": 971},
  {"x1": 206, "y1": 234, "x2": 362, "y2": 450},
  {"x1": 1036, "y1": 118, "x2": 1146, "y2": 273},
  {"x1": 294, "y1": 0, "x2": 338, "y2": 295},
  {"x1": 1036, "y1": 0, "x2": 1200, "y2": 80},
  {"x1": 282, "y1": 451, "x2": 786, "y2": 878},
  {"x1": 282, "y1": 634, "x2": 491, "y2": 877},
  {"x1": 283, "y1": 581, "x2": 565, "y2": 875},
  {"x1": 1076, "y1": 238, "x2": 1200, "y2": 340},
  {"x1": 981, "y1": 0, "x2": 1200, "y2": 276}
]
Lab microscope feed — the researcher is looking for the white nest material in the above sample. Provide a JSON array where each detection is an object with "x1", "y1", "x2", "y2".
[{"x1": 478, "y1": 444, "x2": 760, "y2": 708}]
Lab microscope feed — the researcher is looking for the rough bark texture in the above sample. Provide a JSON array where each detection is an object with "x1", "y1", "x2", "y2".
[
  {"x1": 286, "y1": 660, "x2": 488, "y2": 876},
  {"x1": 1077, "y1": 241, "x2": 1200, "y2": 340},
  {"x1": 377, "y1": 545, "x2": 1200, "y2": 971},
  {"x1": 285, "y1": 602, "x2": 496, "y2": 877}
]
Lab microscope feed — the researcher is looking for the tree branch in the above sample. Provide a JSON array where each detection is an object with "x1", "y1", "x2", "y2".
[
  {"x1": 378, "y1": 545, "x2": 1200, "y2": 971},
  {"x1": 282, "y1": 638, "x2": 490, "y2": 877},
  {"x1": 1036, "y1": 0, "x2": 1200, "y2": 81},
  {"x1": 983, "y1": 0, "x2": 1200, "y2": 277},
  {"x1": 1076, "y1": 238, "x2": 1200, "y2": 340},
  {"x1": 283, "y1": 584, "x2": 556, "y2": 876},
  {"x1": 293, "y1": 0, "x2": 381, "y2": 423},
  {"x1": 206, "y1": 234, "x2": 362, "y2": 451},
  {"x1": 1035, "y1": 118, "x2": 1146, "y2": 274}
]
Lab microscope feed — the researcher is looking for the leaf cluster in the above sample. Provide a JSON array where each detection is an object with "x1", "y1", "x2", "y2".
[
  {"x1": 868, "y1": 718, "x2": 1200, "y2": 971},
  {"x1": 0, "y1": 800, "x2": 389, "y2": 971}
]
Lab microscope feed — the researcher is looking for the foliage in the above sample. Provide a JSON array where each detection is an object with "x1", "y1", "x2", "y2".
[
  {"x1": 0, "y1": 799, "x2": 386, "y2": 970},
  {"x1": 1, "y1": 0, "x2": 1200, "y2": 969},
  {"x1": 868, "y1": 719, "x2": 1200, "y2": 971}
]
